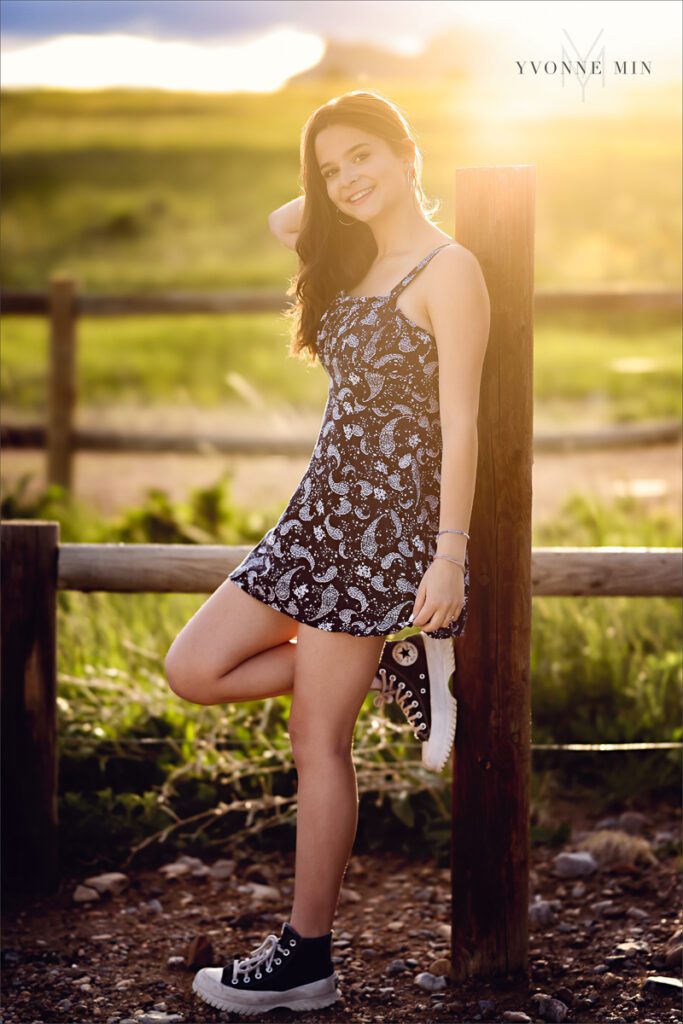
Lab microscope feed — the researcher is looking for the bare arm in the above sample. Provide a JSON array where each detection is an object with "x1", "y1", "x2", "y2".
[{"x1": 268, "y1": 196, "x2": 304, "y2": 251}]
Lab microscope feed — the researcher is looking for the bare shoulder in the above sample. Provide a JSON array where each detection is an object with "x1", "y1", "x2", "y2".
[
  {"x1": 430, "y1": 242, "x2": 488, "y2": 296},
  {"x1": 423, "y1": 241, "x2": 491, "y2": 340}
]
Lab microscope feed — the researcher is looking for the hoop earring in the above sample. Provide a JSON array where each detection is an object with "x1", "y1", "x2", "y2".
[{"x1": 335, "y1": 207, "x2": 356, "y2": 226}]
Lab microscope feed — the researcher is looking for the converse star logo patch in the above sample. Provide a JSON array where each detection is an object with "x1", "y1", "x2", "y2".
[{"x1": 392, "y1": 641, "x2": 418, "y2": 666}]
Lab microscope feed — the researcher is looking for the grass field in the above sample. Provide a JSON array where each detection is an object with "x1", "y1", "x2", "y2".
[
  {"x1": 2, "y1": 308, "x2": 680, "y2": 424},
  {"x1": 1, "y1": 82, "x2": 681, "y2": 291}
]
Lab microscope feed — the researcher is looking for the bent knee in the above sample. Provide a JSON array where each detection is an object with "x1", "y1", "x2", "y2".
[{"x1": 164, "y1": 644, "x2": 210, "y2": 704}]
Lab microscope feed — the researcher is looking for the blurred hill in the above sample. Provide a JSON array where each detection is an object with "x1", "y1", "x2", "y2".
[{"x1": 288, "y1": 27, "x2": 490, "y2": 84}]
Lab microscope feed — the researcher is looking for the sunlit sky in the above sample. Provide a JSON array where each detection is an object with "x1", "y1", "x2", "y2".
[{"x1": 1, "y1": 0, "x2": 680, "y2": 102}]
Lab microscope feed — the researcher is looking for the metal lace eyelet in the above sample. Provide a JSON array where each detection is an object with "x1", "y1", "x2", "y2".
[
  {"x1": 419, "y1": 673, "x2": 425, "y2": 679},
  {"x1": 420, "y1": 687, "x2": 426, "y2": 693},
  {"x1": 275, "y1": 957, "x2": 282, "y2": 964},
  {"x1": 266, "y1": 966, "x2": 273, "y2": 973},
  {"x1": 390, "y1": 674, "x2": 396, "y2": 682},
  {"x1": 244, "y1": 976, "x2": 251, "y2": 983},
  {"x1": 283, "y1": 949, "x2": 290, "y2": 956},
  {"x1": 255, "y1": 971, "x2": 262, "y2": 979},
  {"x1": 289, "y1": 939, "x2": 296, "y2": 946},
  {"x1": 232, "y1": 979, "x2": 238, "y2": 985},
  {"x1": 416, "y1": 712, "x2": 422, "y2": 717}
]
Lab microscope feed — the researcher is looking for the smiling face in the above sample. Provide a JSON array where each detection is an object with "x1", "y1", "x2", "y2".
[{"x1": 314, "y1": 123, "x2": 412, "y2": 222}]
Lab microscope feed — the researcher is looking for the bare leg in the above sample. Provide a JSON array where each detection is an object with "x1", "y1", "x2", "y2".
[
  {"x1": 286, "y1": 624, "x2": 386, "y2": 938},
  {"x1": 165, "y1": 579, "x2": 302, "y2": 704},
  {"x1": 166, "y1": 579, "x2": 384, "y2": 705},
  {"x1": 165, "y1": 581, "x2": 387, "y2": 938}
]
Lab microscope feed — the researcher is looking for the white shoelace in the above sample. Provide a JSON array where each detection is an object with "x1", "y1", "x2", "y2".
[
  {"x1": 373, "y1": 668, "x2": 427, "y2": 735},
  {"x1": 232, "y1": 933, "x2": 287, "y2": 982}
]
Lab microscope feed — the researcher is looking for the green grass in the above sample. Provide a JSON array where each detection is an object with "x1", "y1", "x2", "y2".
[
  {"x1": 1, "y1": 83, "x2": 681, "y2": 290},
  {"x1": 3, "y1": 475, "x2": 680, "y2": 869},
  {"x1": 2, "y1": 307, "x2": 680, "y2": 422}
]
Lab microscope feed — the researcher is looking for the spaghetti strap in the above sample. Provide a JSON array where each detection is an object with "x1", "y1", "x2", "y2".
[{"x1": 388, "y1": 242, "x2": 455, "y2": 304}]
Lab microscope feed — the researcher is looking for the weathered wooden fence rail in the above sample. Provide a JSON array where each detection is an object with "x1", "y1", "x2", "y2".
[{"x1": 2, "y1": 278, "x2": 681, "y2": 491}]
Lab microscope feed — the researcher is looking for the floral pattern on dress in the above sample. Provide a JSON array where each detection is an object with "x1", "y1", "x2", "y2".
[{"x1": 228, "y1": 243, "x2": 470, "y2": 639}]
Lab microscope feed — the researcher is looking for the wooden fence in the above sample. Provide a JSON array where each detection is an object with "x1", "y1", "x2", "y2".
[
  {"x1": 1, "y1": 523, "x2": 682, "y2": 960},
  {"x1": 2, "y1": 277, "x2": 681, "y2": 491},
  {"x1": 2, "y1": 164, "x2": 682, "y2": 984}
]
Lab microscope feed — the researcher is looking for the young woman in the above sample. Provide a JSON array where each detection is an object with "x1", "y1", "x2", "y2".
[{"x1": 165, "y1": 89, "x2": 490, "y2": 1016}]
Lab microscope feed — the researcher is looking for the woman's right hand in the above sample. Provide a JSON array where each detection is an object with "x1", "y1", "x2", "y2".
[{"x1": 268, "y1": 195, "x2": 304, "y2": 251}]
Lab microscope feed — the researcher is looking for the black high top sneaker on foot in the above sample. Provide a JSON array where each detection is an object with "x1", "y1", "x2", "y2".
[
  {"x1": 370, "y1": 633, "x2": 457, "y2": 773},
  {"x1": 192, "y1": 921, "x2": 341, "y2": 1016}
]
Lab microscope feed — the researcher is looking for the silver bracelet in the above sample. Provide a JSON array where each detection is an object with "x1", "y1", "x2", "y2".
[
  {"x1": 432, "y1": 554, "x2": 465, "y2": 571},
  {"x1": 437, "y1": 529, "x2": 470, "y2": 540}
]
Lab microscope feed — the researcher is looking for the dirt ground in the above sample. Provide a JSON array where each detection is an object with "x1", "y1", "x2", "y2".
[
  {"x1": 2, "y1": 403, "x2": 681, "y2": 527},
  {"x1": 1, "y1": 799, "x2": 681, "y2": 1024}
]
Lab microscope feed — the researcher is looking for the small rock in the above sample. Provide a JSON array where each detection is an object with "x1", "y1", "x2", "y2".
[
  {"x1": 502, "y1": 1013, "x2": 533, "y2": 1023},
  {"x1": 137, "y1": 1013, "x2": 184, "y2": 1024},
  {"x1": 414, "y1": 971, "x2": 447, "y2": 992},
  {"x1": 159, "y1": 862, "x2": 191, "y2": 880},
  {"x1": 529, "y1": 899, "x2": 560, "y2": 926},
  {"x1": 626, "y1": 906, "x2": 648, "y2": 921},
  {"x1": 642, "y1": 975, "x2": 683, "y2": 996},
  {"x1": 141, "y1": 898, "x2": 163, "y2": 915},
  {"x1": 652, "y1": 830, "x2": 676, "y2": 852},
  {"x1": 428, "y1": 958, "x2": 450, "y2": 976},
  {"x1": 386, "y1": 959, "x2": 409, "y2": 976},
  {"x1": 595, "y1": 817, "x2": 619, "y2": 830},
  {"x1": 618, "y1": 811, "x2": 648, "y2": 835},
  {"x1": 529, "y1": 991, "x2": 569, "y2": 1022},
  {"x1": 590, "y1": 899, "x2": 615, "y2": 914},
  {"x1": 83, "y1": 872, "x2": 129, "y2": 897},
  {"x1": 236, "y1": 881, "x2": 280, "y2": 901},
  {"x1": 339, "y1": 886, "x2": 362, "y2": 902},
  {"x1": 176, "y1": 854, "x2": 206, "y2": 870},
  {"x1": 615, "y1": 939, "x2": 650, "y2": 956},
  {"x1": 208, "y1": 859, "x2": 236, "y2": 881},
  {"x1": 73, "y1": 884, "x2": 100, "y2": 903},
  {"x1": 553, "y1": 852, "x2": 597, "y2": 878}
]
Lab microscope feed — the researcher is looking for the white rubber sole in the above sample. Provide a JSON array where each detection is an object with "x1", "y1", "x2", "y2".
[
  {"x1": 421, "y1": 634, "x2": 458, "y2": 772},
  {"x1": 192, "y1": 966, "x2": 342, "y2": 1015}
]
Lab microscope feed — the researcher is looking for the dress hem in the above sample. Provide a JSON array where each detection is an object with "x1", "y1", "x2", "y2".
[{"x1": 226, "y1": 574, "x2": 465, "y2": 641}]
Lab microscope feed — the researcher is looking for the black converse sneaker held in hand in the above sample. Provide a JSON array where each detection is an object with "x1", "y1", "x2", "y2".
[
  {"x1": 371, "y1": 633, "x2": 457, "y2": 773},
  {"x1": 192, "y1": 921, "x2": 341, "y2": 1016}
]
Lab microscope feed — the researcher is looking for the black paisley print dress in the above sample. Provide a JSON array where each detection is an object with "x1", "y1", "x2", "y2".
[{"x1": 227, "y1": 242, "x2": 470, "y2": 639}]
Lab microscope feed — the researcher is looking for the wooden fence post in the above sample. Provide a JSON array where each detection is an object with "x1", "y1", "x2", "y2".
[
  {"x1": 451, "y1": 166, "x2": 536, "y2": 980},
  {"x1": 47, "y1": 275, "x2": 77, "y2": 491},
  {"x1": 1, "y1": 520, "x2": 60, "y2": 895}
]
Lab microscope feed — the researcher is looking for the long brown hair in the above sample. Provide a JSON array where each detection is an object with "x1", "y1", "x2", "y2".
[{"x1": 283, "y1": 90, "x2": 439, "y2": 365}]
